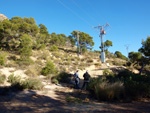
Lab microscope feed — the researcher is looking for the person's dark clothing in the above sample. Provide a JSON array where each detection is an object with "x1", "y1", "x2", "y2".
[{"x1": 81, "y1": 72, "x2": 90, "y2": 90}]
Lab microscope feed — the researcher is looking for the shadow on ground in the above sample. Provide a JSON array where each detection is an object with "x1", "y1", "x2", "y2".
[{"x1": 1, "y1": 85, "x2": 150, "y2": 113}]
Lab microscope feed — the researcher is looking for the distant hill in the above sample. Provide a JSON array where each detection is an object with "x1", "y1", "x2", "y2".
[{"x1": 0, "y1": 13, "x2": 8, "y2": 21}]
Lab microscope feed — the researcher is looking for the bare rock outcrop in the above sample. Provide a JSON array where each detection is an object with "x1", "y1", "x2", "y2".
[{"x1": 0, "y1": 13, "x2": 8, "y2": 21}]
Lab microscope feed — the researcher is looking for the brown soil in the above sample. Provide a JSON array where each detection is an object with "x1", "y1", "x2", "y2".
[{"x1": 1, "y1": 84, "x2": 150, "y2": 113}]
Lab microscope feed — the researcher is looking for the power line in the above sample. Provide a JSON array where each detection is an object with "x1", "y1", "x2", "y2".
[
  {"x1": 57, "y1": 0, "x2": 92, "y2": 26},
  {"x1": 86, "y1": 0, "x2": 107, "y2": 22},
  {"x1": 71, "y1": 0, "x2": 99, "y2": 23}
]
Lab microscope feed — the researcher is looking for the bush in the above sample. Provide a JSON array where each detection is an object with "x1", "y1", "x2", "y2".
[
  {"x1": 8, "y1": 74, "x2": 21, "y2": 85},
  {"x1": 103, "y1": 69, "x2": 115, "y2": 76},
  {"x1": 8, "y1": 74, "x2": 23, "y2": 90},
  {"x1": 94, "y1": 81, "x2": 124, "y2": 101},
  {"x1": 56, "y1": 72, "x2": 72, "y2": 83},
  {"x1": 87, "y1": 59, "x2": 93, "y2": 63},
  {"x1": 25, "y1": 65, "x2": 40, "y2": 77},
  {"x1": 41, "y1": 61, "x2": 56, "y2": 76},
  {"x1": 16, "y1": 58, "x2": 34, "y2": 66},
  {"x1": 124, "y1": 75, "x2": 150, "y2": 100},
  {"x1": 18, "y1": 34, "x2": 32, "y2": 57},
  {"x1": 88, "y1": 77, "x2": 124, "y2": 101},
  {"x1": 0, "y1": 75, "x2": 6, "y2": 84},
  {"x1": 52, "y1": 52, "x2": 61, "y2": 58},
  {"x1": 118, "y1": 70, "x2": 150, "y2": 100},
  {"x1": 94, "y1": 63, "x2": 101, "y2": 68},
  {"x1": 50, "y1": 45, "x2": 58, "y2": 51},
  {"x1": 66, "y1": 95, "x2": 82, "y2": 103},
  {"x1": 51, "y1": 78, "x2": 59, "y2": 84},
  {"x1": 0, "y1": 52, "x2": 6, "y2": 65},
  {"x1": 22, "y1": 78, "x2": 43, "y2": 90}
]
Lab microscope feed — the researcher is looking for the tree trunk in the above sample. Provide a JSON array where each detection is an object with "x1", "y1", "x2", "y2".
[{"x1": 139, "y1": 63, "x2": 145, "y2": 75}]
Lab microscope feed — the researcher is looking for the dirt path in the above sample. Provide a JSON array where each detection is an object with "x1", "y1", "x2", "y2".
[{"x1": 1, "y1": 84, "x2": 150, "y2": 113}]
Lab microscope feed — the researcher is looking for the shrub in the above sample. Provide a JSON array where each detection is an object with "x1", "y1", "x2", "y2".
[
  {"x1": 38, "y1": 50, "x2": 49, "y2": 60},
  {"x1": 56, "y1": 72, "x2": 72, "y2": 83},
  {"x1": 103, "y1": 69, "x2": 114, "y2": 76},
  {"x1": 94, "y1": 63, "x2": 101, "y2": 68},
  {"x1": 0, "y1": 52, "x2": 6, "y2": 65},
  {"x1": 16, "y1": 58, "x2": 34, "y2": 66},
  {"x1": 8, "y1": 74, "x2": 21, "y2": 85},
  {"x1": 66, "y1": 95, "x2": 82, "y2": 103},
  {"x1": 25, "y1": 65, "x2": 40, "y2": 77},
  {"x1": 94, "y1": 81, "x2": 124, "y2": 101},
  {"x1": 0, "y1": 75, "x2": 6, "y2": 84},
  {"x1": 87, "y1": 59, "x2": 93, "y2": 63},
  {"x1": 51, "y1": 78, "x2": 59, "y2": 84},
  {"x1": 41, "y1": 61, "x2": 56, "y2": 76},
  {"x1": 19, "y1": 34, "x2": 32, "y2": 58},
  {"x1": 8, "y1": 74, "x2": 23, "y2": 90},
  {"x1": 124, "y1": 75, "x2": 150, "y2": 100},
  {"x1": 50, "y1": 45, "x2": 58, "y2": 51},
  {"x1": 22, "y1": 78, "x2": 43, "y2": 90},
  {"x1": 52, "y1": 52, "x2": 61, "y2": 58}
]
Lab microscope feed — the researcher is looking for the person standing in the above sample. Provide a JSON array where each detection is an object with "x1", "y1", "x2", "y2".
[
  {"x1": 74, "y1": 70, "x2": 80, "y2": 89},
  {"x1": 81, "y1": 71, "x2": 91, "y2": 90}
]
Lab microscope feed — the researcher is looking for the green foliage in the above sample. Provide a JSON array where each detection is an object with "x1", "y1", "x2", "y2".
[
  {"x1": 70, "y1": 31, "x2": 94, "y2": 52},
  {"x1": 0, "y1": 51, "x2": 6, "y2": 65},
  {"x1": 104, "y1": 40, "x2": 113, "y2": 49},
  {"x1": 0, "y1": 16, "x2": 49, "y2": 50},
  {"x1": 115, "y1": 51, "x2": 128, "y2": 60},
  {"x1": 41, "y1": 61, "x2": 56, "y2": 76},
  {"x1": 16, "y1": 58, "x2": 33, "y2": 66},
  {"x1": 50, "y1": 33, "x2": 67, "y2": 46},
  {"x1": 22, "y1": 78, "x2": 43, "y2": 90},
  {"x1": 0, "y1": 74, "x2": 6, "y2": 84},
  {"x1": 8, "y1": 74, "x2": 43, "y2": 90},
  {"x1": 88, "y1": 69, "x2": 150, "y2": 101},
  {"x1": 8, "y1": 74, "x2": 23, "y2": 90},
  {"x1": 8, "y1": 74, "x2": 21, "y2": 85},
  {"x1": 86, "y1": 59, "x2": 93, "y2": 63},
  {"x1": 39, "y1": 24, "x2": 48, "y2": 35},
  {"x1": 56, "y1": 72, "x2": 72, "y2": 83},
  {"x1": 94, "y1": 81, "x2": 124, "y2": 101},
  {"x1": 129, "y1": 52, "x2": 142, "y2": 63},
  {"x1": 66, "y1": 95, "x2": 82, "y2": 103},
  {"x1": 94, "y1": 63, "x2": 101, "y2": 68},
  {"x1": 81, "y1": 47, "x2": 87, "y2": 54},
  {"x1": 100, "y1": 40, "x2": 113, "y2": 51},
  {"x1": 19, "y1": 34, "x2": 32, "y2": 58},
  {"x1": 88, "y1": 77, "x2": 124, "y2": 101},
  {"x1": 139, "y1": 36, "x2": 150, "y2": 57},
  {"x1": 51, "y1": 78, "x2": 59, "y2": 84},
  {"x1": 103, "y1": 69, "x2": 114, "y2": 76},
  {"x1": 52, "y1": 52, "x2": 61, "y2": 58},
  {"x1": 50, "y1": 45, "x2": 58, "y2": 51},
  {"x1": 118, "y1": 70, "x2": 150, "y2": 100}
]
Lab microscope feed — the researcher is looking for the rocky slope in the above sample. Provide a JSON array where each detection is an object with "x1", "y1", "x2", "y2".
[{"x1": 0, "y1": 13, "x2": 8, "y2": 21}]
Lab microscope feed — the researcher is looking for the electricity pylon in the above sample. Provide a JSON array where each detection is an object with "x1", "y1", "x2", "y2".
[
  {"x1": 94, "y1": 23, "x2": 110, "y2": 63},
  {"x1": 124, "y1": 44, "x2": 130, "y2": 56},
  {"x1": 75, "y1": 30, "x2": 80, "y2": 57}
]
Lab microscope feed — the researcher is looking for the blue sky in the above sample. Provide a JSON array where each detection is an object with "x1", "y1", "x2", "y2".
[{"x1": 1, "y1": 0, "x2": 150, "y2": 57}]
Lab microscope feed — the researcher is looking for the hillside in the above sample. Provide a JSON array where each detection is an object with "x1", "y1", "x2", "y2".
[{"x1": 0, "y1": 16, "x2": 150, "y2": 113}]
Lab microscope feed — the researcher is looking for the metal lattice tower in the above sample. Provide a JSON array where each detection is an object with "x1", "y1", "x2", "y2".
[
  {"x1": 75, "y1": 30, "x2": 80, "y2": 57},
  {"x1": 124, "y1": 44, "x2": 130, "y2": 56},
  {"x1": 94, "y1": 23, "x2": 110, "y2": 63}
]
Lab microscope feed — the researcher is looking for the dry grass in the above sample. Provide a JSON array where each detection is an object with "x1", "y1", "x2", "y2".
[{"x1": 25, "y1": 64, "x2": 41, "y2": 77}]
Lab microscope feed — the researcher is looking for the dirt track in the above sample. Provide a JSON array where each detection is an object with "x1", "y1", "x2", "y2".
[{"x1": 1, "y1": 84, "x2": 150, "y2": 113}]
